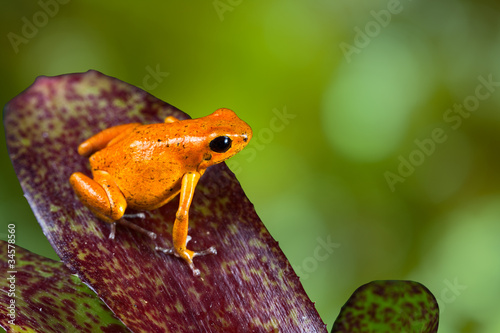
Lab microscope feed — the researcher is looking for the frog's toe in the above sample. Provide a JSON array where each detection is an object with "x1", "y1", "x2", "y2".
[
  {"x1": 155, "y1": 244, "x2": 217, "y2": 258},
  {"x1": 109, "y1": 222, "x2": 117, "y2": 240},
  {"x1": 123, "y1": 212, "x2": 147, "y2": 219},
  {"x1": 155, "y1": 245, "x2": 216, "y2": 276},
  {"x1": 155, "y1": 246, "x2": 175, "y2": 255},
  {"x1": 193, "y1": 246, "x2": 217, "y2": 257},
  {"x1": 110, "y1": 218, "x2": 157, "y2": 240}
]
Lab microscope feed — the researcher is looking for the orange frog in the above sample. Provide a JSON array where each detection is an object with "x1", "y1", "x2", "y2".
[{"x1": 69, "y1": 108, "x2": 252, "y2": 275}]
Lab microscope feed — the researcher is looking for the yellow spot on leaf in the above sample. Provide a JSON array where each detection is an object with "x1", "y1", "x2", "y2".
[{"x1": 20, "y1": 138, "x2": 31, "y2": 146}]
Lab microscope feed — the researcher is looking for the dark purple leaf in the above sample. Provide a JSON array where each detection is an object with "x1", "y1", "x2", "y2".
[
  {"x1": 331, "y1": 280, "x2": 439, "y2": 333},
  {"x1": 0, "y1": 240, "x2": 129, "y2": 333},
  {"x1": 4, "y1": 70, "x2": 326, "y2": 332}
]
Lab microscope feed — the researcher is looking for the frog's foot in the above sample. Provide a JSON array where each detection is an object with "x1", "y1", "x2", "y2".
[
  {"x1": 155, "y1": 236, "x2": 217, "y2": 276},
  {"x1": 108, "y1": 218, "x2": 157, "y2": 240}
]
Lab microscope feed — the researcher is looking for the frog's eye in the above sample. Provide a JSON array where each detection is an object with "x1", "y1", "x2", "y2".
[{"x1": 209, "y1": 136, "x2": 232, "y2": 153}]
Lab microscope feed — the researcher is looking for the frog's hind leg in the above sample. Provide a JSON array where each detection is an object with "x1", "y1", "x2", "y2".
[
  {"x1": 70, "y1": 171, "x2": 124, "y2": 219},
  {"x1": 77, "y1": 123, "x2": 140, "y2": 157},
  {"x1": 164, "y1": 115, "x2": 180, "y2": 123},
  {"x1": 69, "y1": 171, "x2": 156, "y2": 240}
]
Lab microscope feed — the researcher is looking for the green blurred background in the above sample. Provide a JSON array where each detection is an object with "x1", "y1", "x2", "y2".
[{"x1": 1, "y1": 1, "x2": 500, "y2": 332}]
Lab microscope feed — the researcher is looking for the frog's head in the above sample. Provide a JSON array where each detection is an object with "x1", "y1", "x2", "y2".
[{"x1": 198, "y1": 108, "x2": 252, "y2": 169}]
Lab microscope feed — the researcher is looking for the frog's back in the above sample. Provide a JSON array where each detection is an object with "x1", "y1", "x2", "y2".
[{"x1": 87, "y1": 121, "x2": 200, "y2": 209}]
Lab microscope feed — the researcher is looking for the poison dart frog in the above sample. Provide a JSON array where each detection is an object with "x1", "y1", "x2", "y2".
[{"x1": 69, "y1": 108, "x2": 252, "y2": 275}]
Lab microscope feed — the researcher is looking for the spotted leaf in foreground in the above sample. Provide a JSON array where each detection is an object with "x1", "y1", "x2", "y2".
[
  {"x1": 4, "y1": 70, "x2": 326, "y2": 332},
  {"x1": 331, "y1": 280, "x2": 439, "y2": 333},
  {"x1": 0, "y1": 241, "x2": 129, "y2": 333}
]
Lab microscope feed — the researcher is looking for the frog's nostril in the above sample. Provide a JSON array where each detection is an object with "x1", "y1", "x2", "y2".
[{"x1": 243, "y1": 134, "x2": 248, "y2": 142}]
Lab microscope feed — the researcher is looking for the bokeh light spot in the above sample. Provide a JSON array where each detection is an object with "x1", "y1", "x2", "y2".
[{"x1": 322, "y1": 30, "x2": 434, "y2": 161}]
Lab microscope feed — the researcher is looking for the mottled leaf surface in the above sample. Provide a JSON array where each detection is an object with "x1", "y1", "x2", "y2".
[
  {"x1": 0, "y1": 240, "x2": 129, "y2": 333},
  {"x1": 4, "y1": 71, "x2": 326, "y2": 332},
  {"x1": 331, "y1": 280, "x2": 439, "y2": 333}
]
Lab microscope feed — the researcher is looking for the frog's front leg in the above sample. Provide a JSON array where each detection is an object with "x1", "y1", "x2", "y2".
[
  {"x1": 69, "y1": 171, "x2": 156, "y2": 240},
  {"x1": 156, "y1": 171, "x2": 216, "y2": 276}
]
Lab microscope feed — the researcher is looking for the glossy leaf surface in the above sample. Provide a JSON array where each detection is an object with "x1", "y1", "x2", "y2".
[
  {"x1": 4, "y1": 71, "x2": 326, "y2": 332},
  {"x1": 0, "y1": 241, "x2": 129, "y2": 333},
  {"x1": 331, "y1": 280, "x2": 439, "y2": 333}
]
